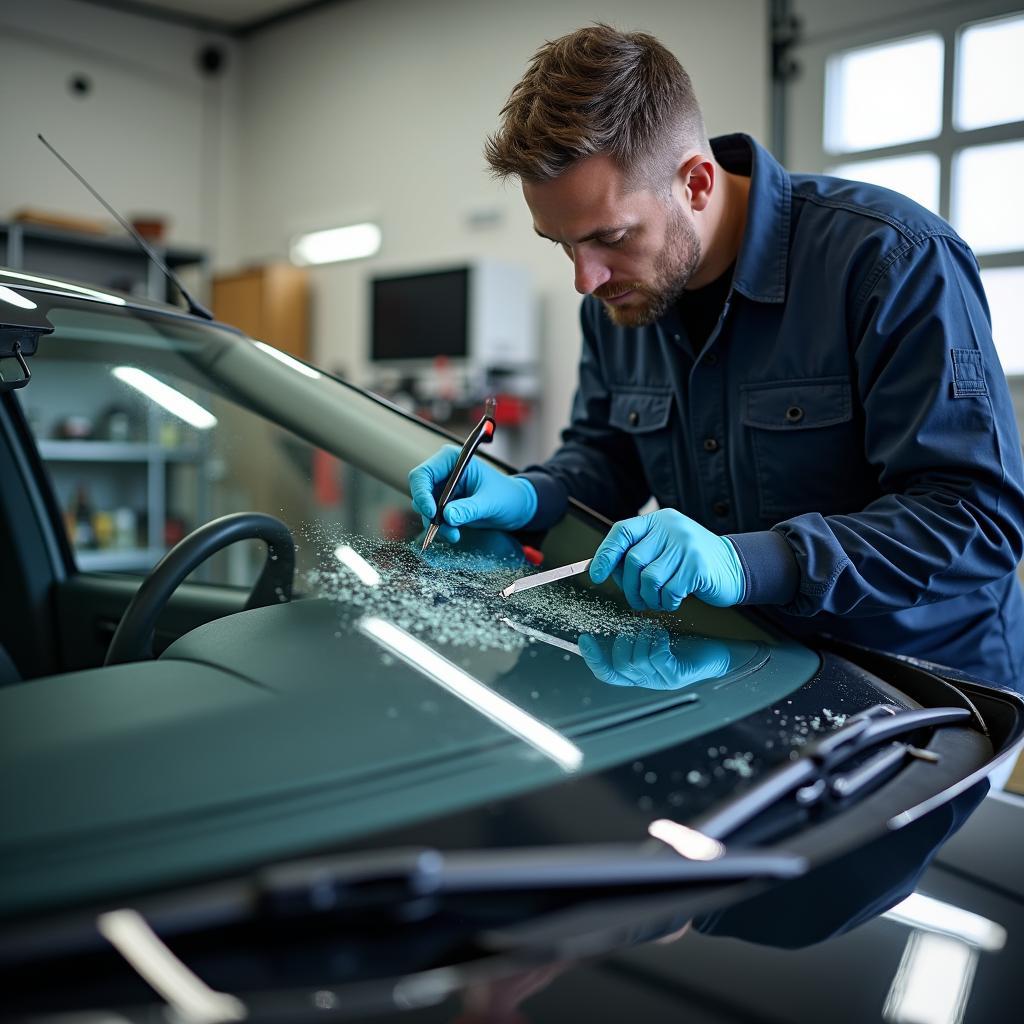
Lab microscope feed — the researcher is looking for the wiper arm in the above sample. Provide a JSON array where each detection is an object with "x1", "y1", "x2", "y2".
[
  {"x1": 259, "y1": 841, "x2": 806, "y2": 919},
  {"x1": 693, "y1": 704, "x2": 971, "y2": 841},
  {"x1": 0, "y1": 842, "x2": 805, "y2": 971}
]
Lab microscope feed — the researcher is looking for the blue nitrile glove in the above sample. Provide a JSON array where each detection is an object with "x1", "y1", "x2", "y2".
[
  {"x1": 408, "y1": 445, "x2": 538, "y2": 544},
  {"x1": 578, "y1": 628, "x2": 734, "y2": 690},
  {"x1": 589, "y1": 509, "x2": 745, "y2": 611}
]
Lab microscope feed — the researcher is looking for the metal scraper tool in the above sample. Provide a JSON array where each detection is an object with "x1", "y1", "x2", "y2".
[
  {"x1": 498, "y1": 617, "x2": 583, "y2": 656},
  {"x1": 499, "y1": 558, "x2": 592, "y2": 600}
]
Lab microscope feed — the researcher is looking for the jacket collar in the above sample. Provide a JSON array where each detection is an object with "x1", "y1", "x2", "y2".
[{"x1": 711, "y1": 133, "x2": 791, "y2": 304}]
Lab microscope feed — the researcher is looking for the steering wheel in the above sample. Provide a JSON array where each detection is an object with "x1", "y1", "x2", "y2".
[{"x1": 104, "y1": 512, "x2": 295, "y2": 666}]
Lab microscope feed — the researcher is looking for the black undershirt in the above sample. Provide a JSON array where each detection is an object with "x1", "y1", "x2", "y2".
[{"x1": 676, "y1": 262, "x2": 734, "y2": 357}]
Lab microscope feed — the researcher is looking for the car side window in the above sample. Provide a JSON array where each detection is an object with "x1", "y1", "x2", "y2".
[{"x1": 15, "y1": 306, "x2": 418, "y2": 587}]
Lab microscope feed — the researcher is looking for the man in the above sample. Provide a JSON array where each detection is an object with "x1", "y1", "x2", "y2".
[{"x1": 409, "y1": 24, "x2": 1024, "y2": 687}]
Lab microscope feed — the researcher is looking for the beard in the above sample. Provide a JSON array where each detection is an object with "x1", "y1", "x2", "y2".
[{"x1": 595, "y1": 206, "x2": 701, "y2": 328}]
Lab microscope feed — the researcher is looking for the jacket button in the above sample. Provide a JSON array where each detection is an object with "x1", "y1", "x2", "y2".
[
  {"x1": 704, "y1": 352, "x2": 719, "y2": 367},
  {"x1": 713, "y1": 501, "x2": 730, "y2": 518},
  {"x1": 628, "y1": 410, "x2": 640, "y2": 426},
  {"x1": 785, "y1": 405, "x2": 804, "y2": 424},
  {"x1": 703, "y1": 438, "x2": 720, "y2": 452}
]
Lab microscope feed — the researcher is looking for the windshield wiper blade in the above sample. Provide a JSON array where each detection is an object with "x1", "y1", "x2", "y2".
[
  {"x1": 0, "y1": 842, "x2": 805, "y2": 971},
  {"x1": 259, "y1": 842, "x2": 806, "y2": 919},
  {"x1": 693, "y1": 704, "x2": 971, "y2": 841}
]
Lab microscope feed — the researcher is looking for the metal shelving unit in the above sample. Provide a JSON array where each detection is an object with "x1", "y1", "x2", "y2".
[{"x1": 1, "y1": 220, "x2": 207, "y2": 304}]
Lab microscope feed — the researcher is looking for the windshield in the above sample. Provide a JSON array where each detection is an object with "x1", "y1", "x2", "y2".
[{"x1": 8, "y1": 297, "x2": 916, "y2": 899}]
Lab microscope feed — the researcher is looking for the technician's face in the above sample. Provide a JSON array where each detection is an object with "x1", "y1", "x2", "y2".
[{"x1": 523, "y1": 153, "x2": 701, "y2": 328}]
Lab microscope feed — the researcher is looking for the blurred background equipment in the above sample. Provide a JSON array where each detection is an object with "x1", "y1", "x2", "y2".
[{"x1": 368, "y1": 261, "x2": 538, "y2": 466}]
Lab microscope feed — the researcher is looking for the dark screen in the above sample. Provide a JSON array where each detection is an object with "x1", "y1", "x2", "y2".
[{"x1": 371, "y1": 268, "x2": 469, "y2": 360}]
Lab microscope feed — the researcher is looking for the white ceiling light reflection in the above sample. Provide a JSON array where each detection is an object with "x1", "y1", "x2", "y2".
[
  {"x1": 882, "y1": 892, "x2": 1006, "y2": 1024},
  {"x1": 334, "y1": 545, "x2": 381, "y2": 586},
  {"x1": 648, "y1": 819, "x2": 725, "y2": 861},
  {"x1": 290, "y1": 222, "x2": 381, "y2": 266},
  {"x1": 98, "y1": 908, "x2": 246, "y2": 1023},
  {"x1": 883, "y1": 932, "x2": 977, "y2": 1024},
  {"x1": 113, "y1": 367, "x2": 217, "y2": 430},
  {"x1": 0, "y1": 285, "x2": 37, "y2": 310},
  {"x1": 884, "y1": 892, "x2": 1006, "y2": 951},
  {"x1": 0, "y1": 268, "x2": 126, "y2": 305},
  {"x1": 358, "y1": 617, "x2": 583, "y2": 773},
  {"x1": 252, "y1": 340, "x2": 321, "y2": 379}
]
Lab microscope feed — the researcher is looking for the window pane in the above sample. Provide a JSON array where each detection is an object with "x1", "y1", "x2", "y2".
[
  {"x1": 825, "y1": 35, "x2": 943, "y2": 153},
  {"x1": 952, "y1": 142, "x2": 1024, "y2": 255},
  {"x1": 956, "y1": 14, "x2": 1024, "y2": 131},
  {"x1": 981, "y1": 267, "x2": 1024, "y2": 375},
  {"x1": 830, "y1": 153, "x2": 940, "y2": 213}
]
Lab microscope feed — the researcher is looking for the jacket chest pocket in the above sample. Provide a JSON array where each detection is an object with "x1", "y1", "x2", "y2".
[
  {"x1": 609, "y1": 390, "x2": 678, "y2": 506},
  {"x1": 742, "y1": 377, "x2": 863, "y2": 519}
]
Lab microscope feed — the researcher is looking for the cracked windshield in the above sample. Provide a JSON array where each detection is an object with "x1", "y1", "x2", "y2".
[{"x1": 23, "y1": 303, "x2": 910, "y2": 824}]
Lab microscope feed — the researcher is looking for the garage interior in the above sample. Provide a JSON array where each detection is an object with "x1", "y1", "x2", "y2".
[{"x1": 2, "y1": 0, "x2": 1023, "y2": 779}]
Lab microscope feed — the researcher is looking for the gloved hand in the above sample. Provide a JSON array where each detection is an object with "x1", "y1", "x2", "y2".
[
  {"x1": 589, "y1": 509, "x2": 745, "y2": 611},
  {"x1": 408, "y1": 445, "x2": 538, "y2": 544},
  {"x1": 578, "y1": 628, "x2": 734, "y2": 690}
]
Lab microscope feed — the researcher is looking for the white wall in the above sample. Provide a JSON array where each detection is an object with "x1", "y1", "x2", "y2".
[
  {"x1": 236, "y1": 0, "x2": 770, "y2": 460},
  {"x1": 0, "y1": 0, "x2": 240, "y2": 269},
  {"x1": 0, "y1": 0, "x2": 768, "y2": 462}
]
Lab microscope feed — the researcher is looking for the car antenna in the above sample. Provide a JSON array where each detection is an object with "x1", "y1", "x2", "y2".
[{"x1": 37, "y1": 133, "x2": 214, "y2": 320}]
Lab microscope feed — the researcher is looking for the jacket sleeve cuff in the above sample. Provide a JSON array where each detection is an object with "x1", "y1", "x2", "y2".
[
  {"x1": 516, "y1": 470, "x2": 570, "y2": 531},
  {"x1": 726, "y1": 529, "x2": 800, "y2": 606}
]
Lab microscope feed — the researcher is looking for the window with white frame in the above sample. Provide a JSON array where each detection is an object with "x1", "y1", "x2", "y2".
[{"x1": 823, "y1": 11, "x2": 1024, "y2": 374}]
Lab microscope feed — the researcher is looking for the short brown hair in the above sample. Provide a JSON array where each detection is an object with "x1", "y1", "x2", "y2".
[{"x1": 484, "y1": 24, "x2": 708, "y2": 188}]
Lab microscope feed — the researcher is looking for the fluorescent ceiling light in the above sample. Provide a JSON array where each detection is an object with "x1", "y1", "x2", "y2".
[
  {"x1": 0, "y1": 268, "x2": 126, "y2": 305},
  {"x1": 98, "y1": 909, "x2": 246, "y2": 1023},
  {"x1": 113, "y1": 367, "x2": 217, "y2": 430},
  {"x1": 334, "y1": 545, "x2": 381, "y2": 586},
  {"x1": 0, "y1": 285, "x2": 37, "y2": 310},
  {"x1": 252, "y1": 340, "x2": 321, "y2": 379},
  {"x1": 358, "y1": 616, "x2": 583, "y2": 773},
  {"x1": 648, "y1": 819, "x2": 725, "y2": 861},
  {"x1": 290, "y1": 222, "x2": 381, "y2": 266},
  {"x1": 884, "y1": 892, "x2": 1006, "y2": 951}
]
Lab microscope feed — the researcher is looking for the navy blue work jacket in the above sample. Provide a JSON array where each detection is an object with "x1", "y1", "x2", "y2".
[{"x1": 521, "y1": 134, "x2": 1024, "y2": 688}]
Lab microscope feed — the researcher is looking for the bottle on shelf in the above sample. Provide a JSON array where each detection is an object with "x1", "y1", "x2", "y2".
[{"x1": 69, "y1": 485, "x2": 97, "y2": 549}]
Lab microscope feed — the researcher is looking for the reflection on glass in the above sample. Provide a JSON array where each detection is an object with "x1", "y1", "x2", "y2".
[
  {"x1": 885, "y1": 893, "x2": 1006, "y2": 951},
  {"x1": 0, "y1": 268, "x2": 127, "y2": 306},
  {"x1": 358, "y1": 616, "x2": 584, "y2": 772},
  {"x1": 955, "y1": 14, "x2": 1024, "y2": 131},
  {"x1": 113, "y1": 367, "x2": 218, "y2": 430},
  {"x1": 578, "y1": 627, "x2": 735, "y2": 691},
  {"x1": 825, "y1": 35, "x2": 943, "y2": 154},
  {"x1": 252, "y1": 340, "x2": 321, "y2": 379},
  {"x1": 830, "y1": 153, "x2": 940, "y2": 213},
  {"x1": 334, "y1": 544, "x2": 381, "y2": 586},
  {"x1": 952, "y1": 142, "x2": 1024, "y2": 255},
  {"x1": 980, "y1": 267, "x2": 1024, "y2": 375}
]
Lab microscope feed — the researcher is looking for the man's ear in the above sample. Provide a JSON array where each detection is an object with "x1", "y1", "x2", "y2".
[{"x1": 675, "y1": 154, "x2": 715, "y2": 213}]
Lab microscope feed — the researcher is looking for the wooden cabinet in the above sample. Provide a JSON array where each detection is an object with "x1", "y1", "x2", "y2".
[{"x1": 212, "y1": 263, "x2": 309, "y2": 359}]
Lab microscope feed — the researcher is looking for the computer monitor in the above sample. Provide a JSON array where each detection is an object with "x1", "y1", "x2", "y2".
[{"x1": 371, "y1": 267, "x2": 469, "y2": 362}]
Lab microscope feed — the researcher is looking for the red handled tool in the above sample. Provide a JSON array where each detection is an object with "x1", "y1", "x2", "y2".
[{"x1": 420, "y1": 397, "x2": 497, "y2": 553}]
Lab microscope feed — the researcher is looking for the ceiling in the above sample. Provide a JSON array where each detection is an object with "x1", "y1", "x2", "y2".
[{"x1": 83, "y1": 0, "x2": 327, "y2": 32}]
